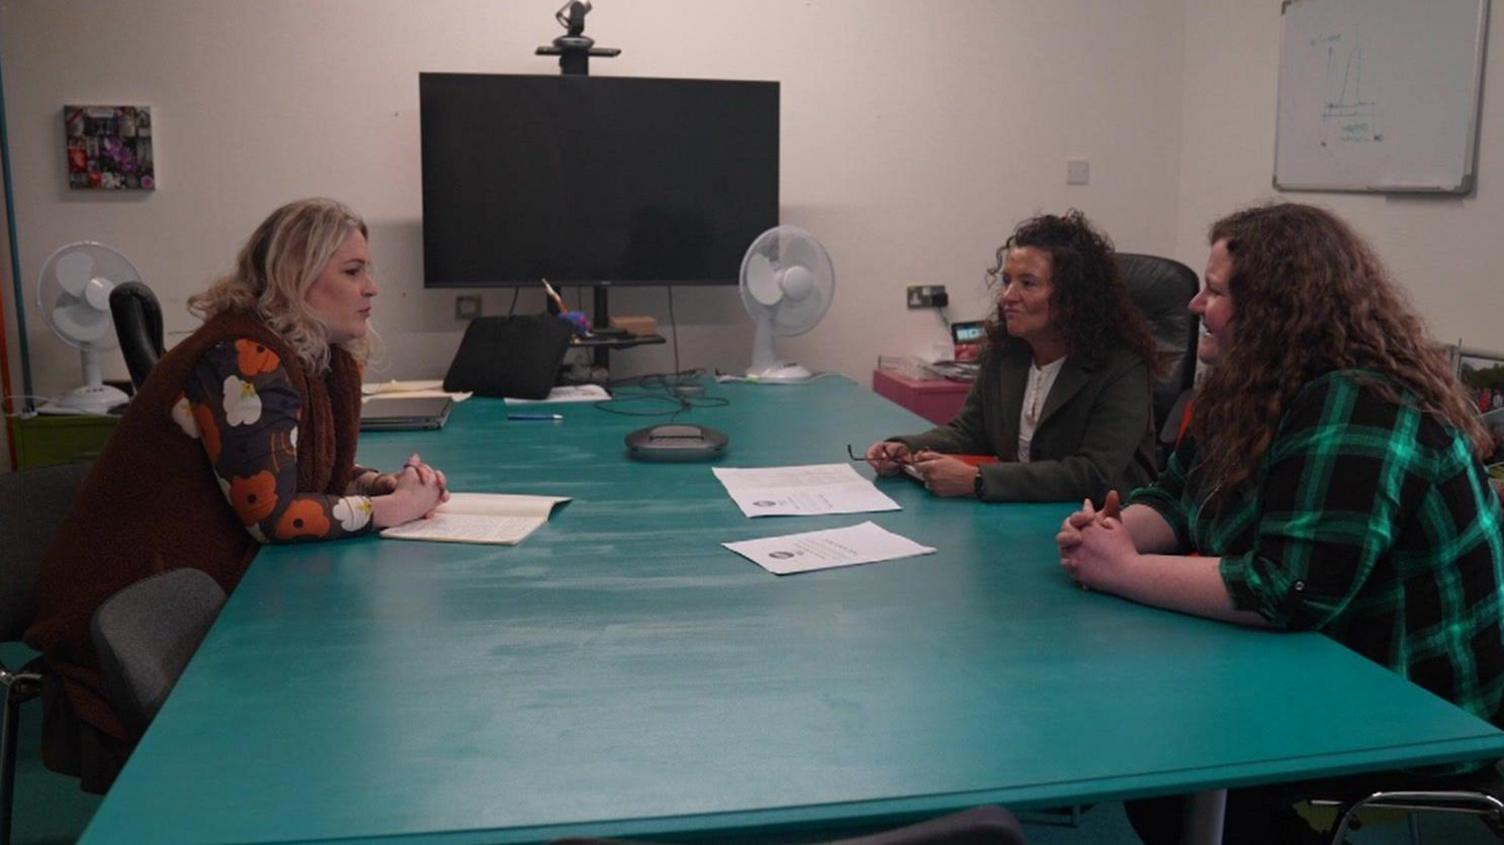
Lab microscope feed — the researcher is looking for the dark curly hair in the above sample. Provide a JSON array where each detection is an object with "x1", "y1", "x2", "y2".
[
  {"x1": 1193, "y1": 202, "x2": 1490, "y2": 501},
  {"x1": 983, "y1": 210, "x2": 1159, "y2": 372}
]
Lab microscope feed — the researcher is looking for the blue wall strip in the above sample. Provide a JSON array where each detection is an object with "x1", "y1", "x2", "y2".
[{"x1": 0, "y1": 44, "x2": 36, "y2": 411}]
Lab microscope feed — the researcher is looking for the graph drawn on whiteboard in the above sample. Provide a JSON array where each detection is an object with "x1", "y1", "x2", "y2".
[
  {"x1": 1275, "y1": 0, "x2": 1488, "y2": 193},
  {"x1": 1317, "y1": 29, "x2": 1381, "y2": 147}
]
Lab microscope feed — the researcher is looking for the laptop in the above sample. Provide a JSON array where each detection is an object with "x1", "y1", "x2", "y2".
[{"x1": 359, "y1": 396, "x2": 454, "y2": 431}]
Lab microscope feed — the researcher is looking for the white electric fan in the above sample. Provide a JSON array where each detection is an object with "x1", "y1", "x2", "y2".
[
  {"x1": 740, "y1": 226, "x2": 835, "y2": 382},
  {"x1": 35, "y1": 241, "x2": 141, "y2": 414}
]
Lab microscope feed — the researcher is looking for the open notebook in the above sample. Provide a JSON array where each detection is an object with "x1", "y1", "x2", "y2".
[{"x1": 379, "y1": 493, "x2": 570, "y2": 545}]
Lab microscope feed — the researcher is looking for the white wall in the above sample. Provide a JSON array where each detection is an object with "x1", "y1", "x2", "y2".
[
  {"x1": 0, "y1": 0, "x2": 1187, "y2": 403},
  {"x1": 1172, "y1": 2, "x2": 1504, "y2": 349}
]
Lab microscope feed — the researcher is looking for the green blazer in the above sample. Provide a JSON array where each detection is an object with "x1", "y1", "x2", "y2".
[{"x1": 892, "y1": 343, "x2": 1157, "y2": 504}]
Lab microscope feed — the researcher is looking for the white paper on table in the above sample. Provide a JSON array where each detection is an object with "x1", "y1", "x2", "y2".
[
  {"x1": 360, "y1": 379, "x2": 472, "y2": 402},
  {"x1": 723, "y1": 521, "x2": 936, "y2": 575},
  {"x1": 379, "y1": 493, "x2": 570, "y2": 545},
  {"x1": 711, "y1": 463, "x2": 900, "y2": 517},
  {"x1": 506, "y1": 384, "x2": 611, "y2": 404}
]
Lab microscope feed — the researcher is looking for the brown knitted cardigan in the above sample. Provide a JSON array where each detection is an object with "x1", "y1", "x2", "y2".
[{"x1": 25, "y1": 310, "x2": 362, "y2": 741}]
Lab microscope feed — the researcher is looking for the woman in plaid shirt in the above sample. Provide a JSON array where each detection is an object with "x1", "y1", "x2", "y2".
[{"x1": 1058, "y1": 203, "x2": 1504, "y2": 844}]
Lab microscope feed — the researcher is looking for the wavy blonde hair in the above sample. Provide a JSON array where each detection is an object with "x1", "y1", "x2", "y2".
[
  {"x1": 1192, "y1": 202, "x2": 1489, "y2": 502},
  {"x1": 188, "y1": 198, "x2": 372, "y2": 373}
]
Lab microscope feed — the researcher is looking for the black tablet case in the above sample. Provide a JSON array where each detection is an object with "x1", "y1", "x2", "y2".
[{"x1": 442, "y1": 315, "x2": 572, "y2": 400}]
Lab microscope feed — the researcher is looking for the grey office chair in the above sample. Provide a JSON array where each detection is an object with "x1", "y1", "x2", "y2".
[
  {"x1": 109, "y1": 280, "x2": 165, "y2": 390},
  {"x1": 1116, "y1": 252, "x2": 1200, "y2": 456},
  {"x1": 90, "y1": 568, "x2": 226, "y2": 738},
  {"x1": 0, "y1": 461, "x2": 91, "y2": 845},
  {"x1": 551, "y1": 805, "x2": 1027, "y2": 845}
]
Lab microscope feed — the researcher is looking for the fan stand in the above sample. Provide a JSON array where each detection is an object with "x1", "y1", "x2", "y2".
[
  {"x1": 37, "y1": 349, "x2": 129, "y2": 415},
  {"x1": 746, "y1": 310, "x2": 813, "y2": 383}
]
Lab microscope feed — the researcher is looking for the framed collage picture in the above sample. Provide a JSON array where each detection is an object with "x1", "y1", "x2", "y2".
[
  {"x1": 1455, "y1": 346, "x2": 1504, "y2": 471},
  {"x1": 65, "y1": 105, "x2": 154, "y2": 190}
]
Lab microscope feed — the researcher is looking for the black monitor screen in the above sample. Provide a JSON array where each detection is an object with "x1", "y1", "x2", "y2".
[{"x1": 420, "y1": 73, "x2": 779, "y2": 287}]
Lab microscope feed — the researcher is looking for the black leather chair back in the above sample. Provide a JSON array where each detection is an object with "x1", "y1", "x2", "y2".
[
  {"x1": 109, "y1": 281, "x2": 165, "y2": 389},
  {"x1": 1116, "y1": 253, "x2": 1200, "y2": 432},
  {"x1": 0, "y1": 461, "x2": 91, "y2": 643}
]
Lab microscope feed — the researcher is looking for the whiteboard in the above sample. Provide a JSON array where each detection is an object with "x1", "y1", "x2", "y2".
[{"x1": 1274, "y1": 0, "x2": 1490, "y2": 193}]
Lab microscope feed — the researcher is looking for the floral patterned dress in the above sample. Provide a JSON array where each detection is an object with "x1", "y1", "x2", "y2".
[{"x1": 175, "y1": 338, "x2": 376, "y2": 542}]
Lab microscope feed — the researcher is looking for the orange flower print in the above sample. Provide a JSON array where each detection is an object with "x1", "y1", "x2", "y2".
[
  {"x1": 235, "y1": 339, "x2": 281, "y2": 376},
  {"x1": 192, "y1": 402, "x2": 222, "y2": 463},
  {"x1": 276, "y1": 499, "x2": 330, "y2": 540},
  {"x1": 229, "y1": 471, "x2": 278, "y2": 525}
]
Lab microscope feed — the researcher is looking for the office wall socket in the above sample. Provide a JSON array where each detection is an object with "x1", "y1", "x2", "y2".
[
  {"x1": 455, "y1": 295, "x2": 482, "y2": 320},
  {"x1": 906, "y1": 285, "x2": 948, "y2": 309}
]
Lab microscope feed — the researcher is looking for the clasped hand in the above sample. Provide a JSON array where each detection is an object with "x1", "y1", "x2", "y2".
[
  {"x1": 368, "y1": 452, "x2": 450, "y2": 528},
  {"x1": 863, "y1": 441, "x2": 975, "y2": 497},
  {"x1": 1056, "y1": 490, "x2": 1137, "y2": 591}
]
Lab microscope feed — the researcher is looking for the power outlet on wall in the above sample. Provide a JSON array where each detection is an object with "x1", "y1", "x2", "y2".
[
  {"x1": 906, "y1": 285, "x2": 948, "y2": 309},
  {"x1": 455, "y1": 295, "x2": 482, "y2": 320}
]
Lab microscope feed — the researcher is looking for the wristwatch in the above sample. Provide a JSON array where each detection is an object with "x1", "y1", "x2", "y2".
[{"x1": 973, "y1": 468, "x2": 985, "y2": 500}]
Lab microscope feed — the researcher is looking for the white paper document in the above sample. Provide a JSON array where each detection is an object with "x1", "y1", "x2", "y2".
[
  {"x1": 506, "y1": 384, "x2": 611, "y2": 404},
  {"x1": 723, "y1": 521, "x2": 936, "y2": 575},
  {"x1": 711, "y1": 463, "x2": 900, "y2": 517}
]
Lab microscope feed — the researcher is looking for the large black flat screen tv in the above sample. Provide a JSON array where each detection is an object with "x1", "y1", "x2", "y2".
[{"x1": 420, "y1": 73, "x2": 779, "y2": 288}]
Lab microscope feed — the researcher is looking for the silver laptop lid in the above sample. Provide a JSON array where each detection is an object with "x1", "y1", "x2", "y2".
[{"x1": 359, "y1": 396, "x2": 454, "y2": 431}]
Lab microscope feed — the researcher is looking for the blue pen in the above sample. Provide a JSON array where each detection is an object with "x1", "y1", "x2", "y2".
[{"x1": 508, "y1": 413, "x2": 564, "y2": 421}]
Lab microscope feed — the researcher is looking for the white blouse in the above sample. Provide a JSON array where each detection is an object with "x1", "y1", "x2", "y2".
[{"x1": 1017, "y1": 356, "x2": 1066, "y2": 463}]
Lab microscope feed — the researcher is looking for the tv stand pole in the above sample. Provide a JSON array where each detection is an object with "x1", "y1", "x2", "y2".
[
  {"x1": 535, "y1": 2, "x2": 620, "y2": 76},
  {"x1": 589, "y1": 284, "x2": 611, "y2": 371},
  {"x1": 537, "y1": 1, "x2": 620, "y2": 372}
]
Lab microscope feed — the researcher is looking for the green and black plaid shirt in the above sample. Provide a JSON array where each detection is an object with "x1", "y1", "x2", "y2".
[{"x1": 1132, "y1": 370, "x2": 1504, "y2": 733}]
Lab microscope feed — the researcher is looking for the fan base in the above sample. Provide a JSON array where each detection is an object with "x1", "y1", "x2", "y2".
[
  {"x1": 746, "y1": 362, "x2": 814, "y2": 383},
  {"x1": 38, "y1": 383, "x2": 131, "y2": 416}
]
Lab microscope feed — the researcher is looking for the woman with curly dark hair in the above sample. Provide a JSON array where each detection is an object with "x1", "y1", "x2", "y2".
[
  {"x1": 1057, "y1": 202, "x2": 1504, "y2": 844},
  {"x1": 866, "y1": 210, "x2": 1159, "y2": 503}
]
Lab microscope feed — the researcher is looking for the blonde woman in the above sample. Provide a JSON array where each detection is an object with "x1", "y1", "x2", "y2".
[{"x1": 27, "y1": 198, "x2": 447, "y2": 791}]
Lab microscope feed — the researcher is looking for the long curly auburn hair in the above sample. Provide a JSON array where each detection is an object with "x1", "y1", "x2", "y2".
[
  {"x1": 1191, "y1": 202, "x2": 1489, "y2": 499},
  {"x1": 983, "y1": 210, "x2": 1158, "y2": 372}
]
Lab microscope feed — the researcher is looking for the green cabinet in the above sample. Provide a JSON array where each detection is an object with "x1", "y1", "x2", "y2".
[{"x1": 13, "y1": 413, "x2": 119, "y2": 469}]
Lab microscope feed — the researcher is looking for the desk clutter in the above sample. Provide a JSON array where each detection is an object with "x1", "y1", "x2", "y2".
[
  {"x1": 876, "y1": 354, "x2": 978, "y2": 382},
  {"x1": 356, "y1": 384, "x2": 936, "y2": 572}
]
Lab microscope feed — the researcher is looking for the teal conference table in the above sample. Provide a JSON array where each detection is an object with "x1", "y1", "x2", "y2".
[{"x1": 81, "y1": 377, "x2": 1504, "y2": 844}]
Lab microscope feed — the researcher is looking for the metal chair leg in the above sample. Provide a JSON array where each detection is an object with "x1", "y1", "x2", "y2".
[
  {"x1": 0, "y1": 682, "x2": 21, "y2": 845},
  {"x1": 0, "y1": 667, "x2": 42, "y2": 845},
  {"x1": 1329, "y1": 790, "x2": 1504, "y2": 845}
]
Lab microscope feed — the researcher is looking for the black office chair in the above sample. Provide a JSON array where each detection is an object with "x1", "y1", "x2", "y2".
[
  {"x1": 90, "y1": 568, "x2": 226, "y2": 738},
  {"x1": 551, "y1": 805, "x2": 1027, "y2": 845},
  {"x1": 109, "y1": 280, "x2": 165, "y2": 390},
  {"x1": 1117, "y1": 253, "x2": 1200, "y2": 462},
  {"x1": 0, "y1": 461, "x2": 91, "y2": 845}
]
